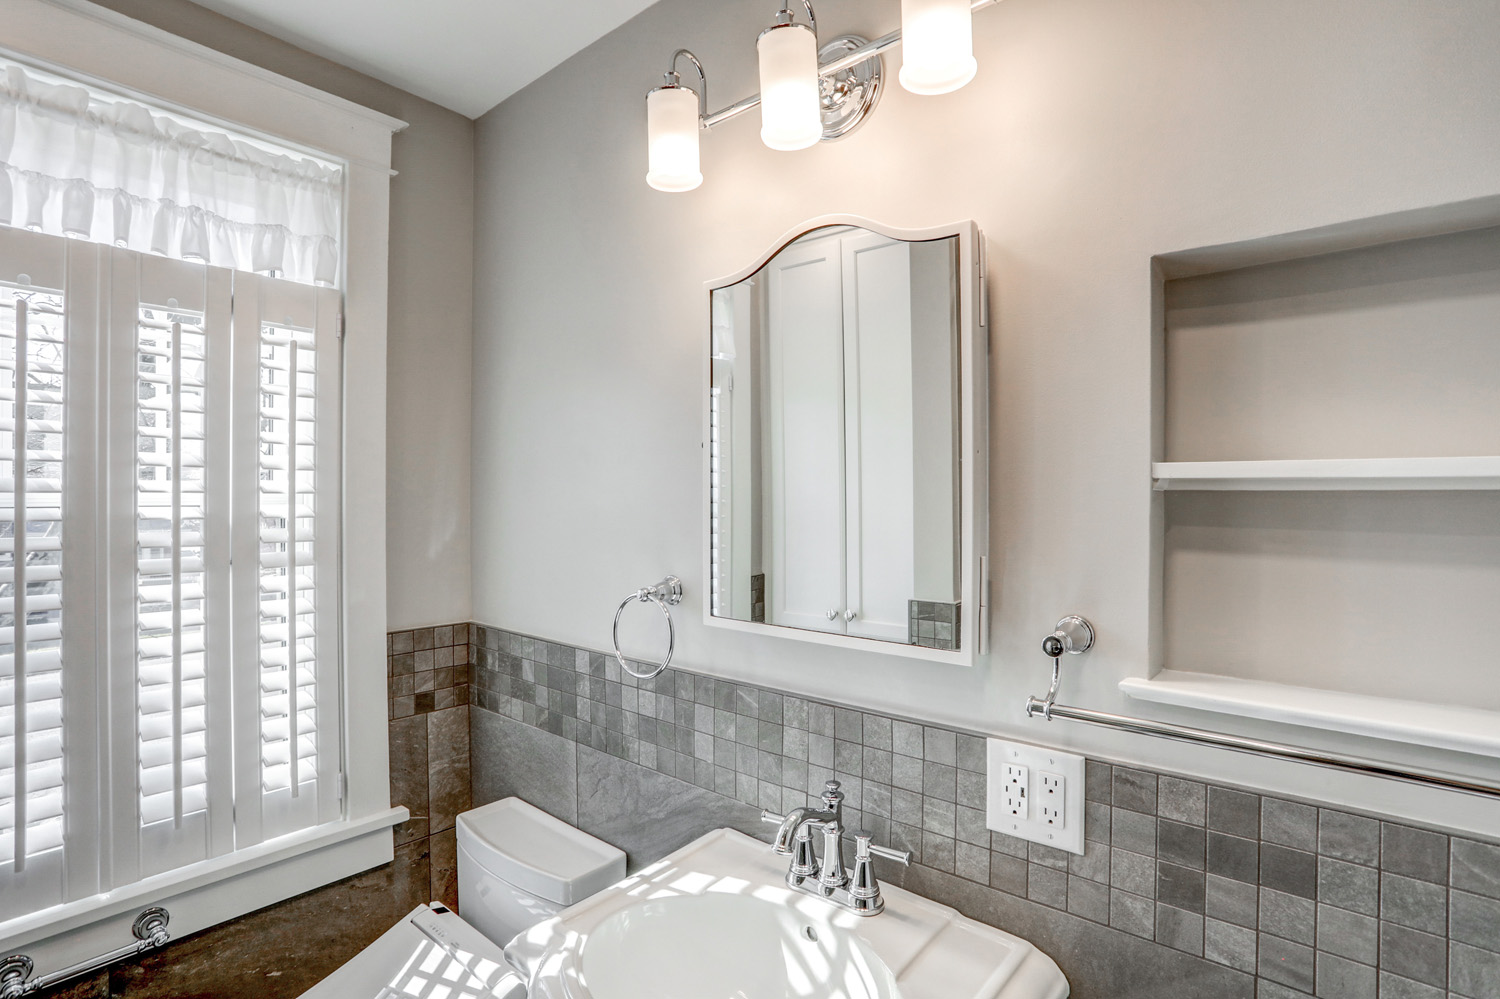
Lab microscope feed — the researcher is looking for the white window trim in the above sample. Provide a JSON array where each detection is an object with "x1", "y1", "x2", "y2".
[{"x1": 1, "y1": 0, "x2": 405, "y2": 969}]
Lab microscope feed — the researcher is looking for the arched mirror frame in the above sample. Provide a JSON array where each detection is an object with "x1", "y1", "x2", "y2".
[{"x1": 700, "y1": 215, "x2": 990, "y2": 665}]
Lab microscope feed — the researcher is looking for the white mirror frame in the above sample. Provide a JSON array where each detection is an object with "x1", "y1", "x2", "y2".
[{"x1": 701, "y1": 214, "x2": 989, "y2": 666}]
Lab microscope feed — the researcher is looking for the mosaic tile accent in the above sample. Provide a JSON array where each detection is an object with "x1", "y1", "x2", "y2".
[
  {"x1": 387, "y1": 623, "x2": 472, "y2": 908},
  {"x1": 469, "y1": 623, "x2": 1500, "y2": 999},
  {"x1": 907, "y1": 599, "x2": 959, "y2": 650}
]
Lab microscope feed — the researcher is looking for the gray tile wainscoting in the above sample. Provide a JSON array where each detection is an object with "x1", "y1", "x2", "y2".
[{"x1": 467, "y1": 623, "x2": 1500, "y2": 999}]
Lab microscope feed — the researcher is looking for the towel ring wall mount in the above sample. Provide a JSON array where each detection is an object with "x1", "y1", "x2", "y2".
[{"x1": 612, "y1": 576, "x2": 684, "y2": 680}]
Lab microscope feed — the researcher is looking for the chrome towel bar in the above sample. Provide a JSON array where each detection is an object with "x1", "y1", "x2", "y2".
[
  {"x1": 1024, "y1": 698, "x2": 1500, "y2": 800},
  {"x1": 1024, "y1": 614, "x2": 1500, "y2": 801}
]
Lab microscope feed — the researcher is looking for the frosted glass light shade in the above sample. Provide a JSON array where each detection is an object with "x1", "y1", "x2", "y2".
[
  {"x1": 899, "y1": 0, "x2": 978, "y2": 95},
  {"x1": 757, "y1": 23, "x2": 821, "y2": 151},
  {"x1": 646, "y1": 85, "x2": 703, "y2": 192}
]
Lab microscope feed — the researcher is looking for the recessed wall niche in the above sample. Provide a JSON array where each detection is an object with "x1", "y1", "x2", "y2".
[{"x1": 1137, "y1": 201, "x2": 1500, "y2": 752}]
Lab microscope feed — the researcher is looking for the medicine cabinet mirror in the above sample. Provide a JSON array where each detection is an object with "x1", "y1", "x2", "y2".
[{"x1": 703, "y1": 216, "x2": 988, "y2": 663}]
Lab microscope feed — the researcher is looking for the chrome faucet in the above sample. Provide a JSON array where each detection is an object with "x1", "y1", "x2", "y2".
[{"x1": 761, "y1": 779, "x2": 910, "y2": 916}]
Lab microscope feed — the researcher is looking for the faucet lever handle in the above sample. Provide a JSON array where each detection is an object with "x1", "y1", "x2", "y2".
[{"x1": 821, "y1": 780, "x2": 844, "y2": 811}]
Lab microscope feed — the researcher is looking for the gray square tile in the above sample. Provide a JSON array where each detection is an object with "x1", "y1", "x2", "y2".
[
  {"x1": 990, "y1": 851, "x2": 1028, "y2": 896},
  {"x1": 783, "y1": 726, "x2": 808, "y2": 761},
  {"x1": 955, "y1": 840, "x2": 989, "y2": 883},
  {"x1": 1259, "y1": 887, "x2": 1315, "y2": 945},
  {"x1": 783, "y1": 696, "x2": 809, "y2": 731},
  {"x1": 923, "y1": 726, "x2": 956, "y2": 765},
  {"x1": 892, "y1": 753, "x2": 924, "y2": 793},
  {"x1": 1069, "y1": 840, "x2": 1110, "y2": 883},
  {"x1": 862, "y1": 747, "x2": 893, "y2": 784},
  {"x1": 1260, "y1": 843, "x2": 1317, "y2": 899},
  {"x1": 1111, "y1": 848, "x2": 1156, "y2": 898},
  {"x1": 1155, "y1": 903, "x2": 1204, "y2": 955},
  {"x1": 835, "y1": 738, "x2": 861, "y2": 775},
  {"x1": 1204, "y1": 917, "x2": 1256, "y2": 972},
  {"x1": 1381, "y1": 871, "x2": 1447, "y2": 935},
  {"x1": 1159, "y1": 776, "x2": 1207, "y2": 826},
  {"x1": 1208, "y1": 786, "x2": 1260, "y2": 838},
  {"x1": 1320, "y1": 856, "x2": 1379, "y2": 916},
  {"x1": 922, "y1": 832, "x2": 956, "y2": 873},
  {"x1": 808, "y1": 733, "x2": 834, "y2": 769},
  {"x1": 1450, "y1": 888, "x2": 1500, "y2": 950},
  {"x1": 956, "y1": 768, "x2": 985, "y2": 806},
  {"x1": 991, "y1": 830, "x2": 1029, "y2": 859},
  {"x1": 1382, "y1": 823, "x2": 1449, "y2": 885},
  {"x1": 1158, "y1": 862, "x2": 1205, "y2": 914},
  {"x1": 1109, "y1": 889, "x2": 1155, "y2": 939},
  {"x1": 1452, "y1": 837, "x2": 1500, "y2": 901},
  {"x1": 861, "y1": 714, "x2": 893, "y2": 751},
  {"x1": 955, "y1": 734, "x2": 986, "y2": 774},
  {"x1": 1208, "y1": 831, "x2": 1259, "y2": 885},
  {"x1": 1206, "y1": 873, "x2": 1259, "y2": 928},
  {"x1": 1317, "y1": 902, "x2": 1377, "y2": 965},
  {"x1": 1378, "y1": 922, "x2": 1446, "y2": 989},
  {"x1": 1086, "y1": 800, "x2": 1111, "y2": 845},
  {"x1": 1159, "y1": 819, "x2": 1206, "y2": 870},
  {"x1": 861, "y1": 779, "x2": 890, "y2": 818},
  {"x1": 1315, "y1": 952, "x2": 1376, "y2": 999},
  {"x1": 1111, "y1": 807, "x2": 1157, "y2": 856},
  {"x1": 1028, "y1": 863, "x2": 1067, "y2": 908},
  {"x1": 757, "y1": 689, "x2": 783, "y2": 724},
  {"x1": 892, "y1": 787, "x2": 923, "y2": 826},
  {"x1": 922, "y1": 797, "x2": 956, "y2": 838},
  {"x1": 956, "y1": 804, "x2": 988, "y2": 847},
  {"x1": 1067, "y1": 875, "x2": 1110, "y2": 924},
  {"x1": 923, "y1": 761, "x2": 957, "y2": 802},
  {"x1": 1450, "y1": 940, "x2": 1500, "y2": 999},
  {"x1": 834, "y1": 707, "x2": 863, "y2": 743},
  {"x1": 808, "y1": 702, "x2": 834, "y2": 737},
  {"x1": 1257, "y1": 933, "x2": 1314, "y2": 992},
  {"x1": 892, "y1": 720, "x2": 923, "y2": 758},
  {"x1": 1112, "y1": 768, "x2": 1158, "y2": 814},
  {"x1": 1319, "y1": 809, "x2": 1380, "y2": 866},
  {"x1": 1261, "y1": 798, "x2": 1318, "y2": 852}
]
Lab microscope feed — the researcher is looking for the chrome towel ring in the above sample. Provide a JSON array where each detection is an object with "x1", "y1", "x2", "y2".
[{"x1": 612, "y1": 576, "x2": 684, "y2": 680}]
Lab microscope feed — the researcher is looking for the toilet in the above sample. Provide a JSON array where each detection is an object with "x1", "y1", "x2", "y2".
[
  {"x1": 456, "y1": 797, "x2": 627, "y2": 947},
  {"x1": 296, "y1": 799, "x2": 624, "y2": 997}
]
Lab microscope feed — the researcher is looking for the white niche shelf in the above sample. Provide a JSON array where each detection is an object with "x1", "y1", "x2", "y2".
[
  {"x1": 1120, "y1": 671, "x2": 1500, "y2": 758},
  {"x1": 1152, "y1": 456, "x2": 1500, "y2": 492}
]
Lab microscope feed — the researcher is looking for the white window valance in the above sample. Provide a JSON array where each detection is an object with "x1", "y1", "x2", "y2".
[{"x1": 0, "y1": 62, "x2": 343, "y2": 286}]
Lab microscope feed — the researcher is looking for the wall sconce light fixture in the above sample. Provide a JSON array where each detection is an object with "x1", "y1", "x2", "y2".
[{"x1": 646, "y1": 0, "x2": 1000, "y2": 192}]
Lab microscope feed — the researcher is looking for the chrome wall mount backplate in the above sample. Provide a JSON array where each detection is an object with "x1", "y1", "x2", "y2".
[{"x1": 818, "y1": 35, "x2": 883, "y2": 141}]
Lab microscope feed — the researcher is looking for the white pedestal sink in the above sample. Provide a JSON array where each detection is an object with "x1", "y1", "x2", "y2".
[{"x1": 504, "y1": 828, "x2": 1069, "y2": 999}]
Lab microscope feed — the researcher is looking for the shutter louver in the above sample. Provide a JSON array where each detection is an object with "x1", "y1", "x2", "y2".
[
  {"x1": 135, "y1": 307, "x2": 211, "y2": 828},
  {"x1": 0, "y1": 287, "x2": 68, "y2": 867},
  {"x1": 257, "y1": 323, "x2": 320, "y2": 796}
]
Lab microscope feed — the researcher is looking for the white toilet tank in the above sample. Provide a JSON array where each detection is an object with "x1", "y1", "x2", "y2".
[{"x1": 456, "y1": 797, "x2": 627, "y2": 947}]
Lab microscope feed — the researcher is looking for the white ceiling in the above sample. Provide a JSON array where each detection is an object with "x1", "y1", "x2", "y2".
[{"x1": 184, "y1": 0, "x2": 660, "y2": 119}]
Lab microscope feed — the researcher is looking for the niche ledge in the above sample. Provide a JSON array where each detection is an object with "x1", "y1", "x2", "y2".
[{"x1": 1119, "y1": 670, "x2": 1500, "y2": 758}]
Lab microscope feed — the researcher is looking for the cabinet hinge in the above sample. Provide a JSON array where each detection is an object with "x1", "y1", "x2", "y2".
[{"x1": 336, "y1": 312, "x2": 345, "y2": 339}]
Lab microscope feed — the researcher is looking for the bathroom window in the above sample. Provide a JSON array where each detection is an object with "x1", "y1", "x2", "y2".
[
  {"x1": 0, "y1": 226, "x2": 343, "y2": 914},
  {"x1": 0, "y1": 6, "x2": 399, "y2": 963}
]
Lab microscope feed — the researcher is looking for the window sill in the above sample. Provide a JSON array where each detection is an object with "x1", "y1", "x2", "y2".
[{"x1": 0, "y1": 807, "x2": 407, "y2": 960}]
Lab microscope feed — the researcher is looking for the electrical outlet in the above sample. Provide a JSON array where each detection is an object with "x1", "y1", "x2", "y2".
[
  {"x1": 1039, "y1": 772, "x2": 1065, "y2": 826},
  {"x1": 1002, "y1": 763, "x2": 1029, "y2": 819},
  {"x1": 986, "y1": 739, "x2": 1086, "y2": 855}
]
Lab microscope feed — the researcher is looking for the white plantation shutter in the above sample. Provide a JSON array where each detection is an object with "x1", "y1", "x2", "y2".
[
  {"x1": 0, "y1": 223, "x2": 343, "y2": 921},
  {"x1": 232, "y1": 273, "x2": 342, "y2": 844}
]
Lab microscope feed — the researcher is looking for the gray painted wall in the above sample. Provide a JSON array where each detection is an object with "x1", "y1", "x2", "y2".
[
  {"x1": 92, "y1": 0, "x2": 477, "y2": 631},
  {"x1": 470, "y1": 0, "x2": 1500, "y2": 836}
]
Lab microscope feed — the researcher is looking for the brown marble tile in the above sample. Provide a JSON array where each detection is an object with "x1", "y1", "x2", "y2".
[
  {"x1": 431, "y1": 827, "x2": 459, "y2": 911},
  {"x1": 428, "y1": 706, "x2": 469, "y2": 764},
  {"x1": 103, "y1": 839, "x2": 431, "y2": 998},
  {"x1": 429, "y1": 754, "x2": 470, "y2": 833},
  {"x1": 389, "y1": 714, "x2": 429, "y2": 828}
]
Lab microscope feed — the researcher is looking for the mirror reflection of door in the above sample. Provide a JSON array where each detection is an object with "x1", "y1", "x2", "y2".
[{"x1": 710, "y1": 225, "x2": 961, "y2": 650}]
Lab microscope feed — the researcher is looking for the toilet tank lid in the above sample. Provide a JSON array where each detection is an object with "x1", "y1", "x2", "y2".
[{"x1": 457, "y1": 797, "x2": 627, "y2": 905}]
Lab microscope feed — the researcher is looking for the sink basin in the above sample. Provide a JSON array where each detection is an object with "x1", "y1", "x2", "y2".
[
  {"x1": 580, "y1": 892, "x2": 900, "y2": 999},
  {"x1": 505, "y1": 828, "x2": 1068, "y2": 999}
]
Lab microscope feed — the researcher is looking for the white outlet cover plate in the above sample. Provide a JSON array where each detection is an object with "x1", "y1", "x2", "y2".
[{"x1": 986, "y1": 738, "x2": 1087, "y2": 855}]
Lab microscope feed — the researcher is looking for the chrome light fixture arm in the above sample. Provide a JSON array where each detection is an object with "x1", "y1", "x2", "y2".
[{"x1": 665, "y1": 48, "x2": 708, "y2": 123}]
